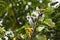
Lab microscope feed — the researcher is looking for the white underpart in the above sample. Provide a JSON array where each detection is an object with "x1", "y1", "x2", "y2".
[
  {"x1": 26, "y1": 14, "x2": 34, "y2": 27},
  {"x1": 27, "y1": 16, "x2": 34, "y2": 26}
]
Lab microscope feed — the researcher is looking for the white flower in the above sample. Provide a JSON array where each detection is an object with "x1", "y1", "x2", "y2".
[
  {"x1": 32, "y1": 11, "x2": 39, "y2": 17},
  {"x1": 5, "y1": 29, "x2": 14, "y2": 38},
  {"x1": 36, "y1": 35, "x2": 39, "y2": 38},
  {"x1": 36, "y1": 7, "x2": 40, "y2": 10},
  {"x1": 19, "y1": 2, "x2": 21, "y2": 4},
  {"x1": 28, "y1": 2, "x2": 32, "y2": 5},
  {"x1": 17, "y1": 17, "x2": 20, "y2": 20},
  {"x1": 52, "y1": 3, "x2": 60, "y2": 8},
  {"x1": 48, "y1": 3, "x2": 51, "y2": 7},
  {"x1": 0, "y1": 38, "x2": 2, "y2": 40},
  {"x1": 0, "y1": 19, "x2": 3, "y2": 26},
  {"x1": 51, "y1": 33, "x2": 54, "y2": 37},
  {"x1": 19, "y1": 22, "x2": 22, "y2": 24},
  {"x1": 10, "y1": 3, "x2": 12, "y2": 7},
  {"x1": 13, "y1": 4, "x2": 15, "y2": 6},
  {"x1": 4, "y1": 36, "x2": 8, "y2": 40},
  {"x1": 48, "y1": 39, "x2": 50, "y2": 40},
  {"x1": 5, "y1": 12, "x2": 8, "y2": 16},
  {"x1": 18, "y1": 0, "x2": 20, "y2": 1},
  {"x1": 25, "y1": 5, "x2": 29, "y2": 10},
  {"x1": 39, "y1": 0, "x2": 42, "y2": 3},
  {"x1": 50, "y1": 0, "x2": 60, "y2": 8},
  {"x1": 20, "y1": 34, "x2": 24, "y2": 39},
  {"x1": 17, "y1": 3, "x2": 19, "y2": 6}
]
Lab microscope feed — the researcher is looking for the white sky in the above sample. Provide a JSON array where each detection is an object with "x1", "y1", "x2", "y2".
[{"x1": 51, "y1": 0, "x2": 60, "y2": 3}]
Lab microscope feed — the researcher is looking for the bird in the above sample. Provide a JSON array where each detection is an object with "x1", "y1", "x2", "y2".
[{"x1": 27, "y1": 14, "x2": 35, "y2": 28}]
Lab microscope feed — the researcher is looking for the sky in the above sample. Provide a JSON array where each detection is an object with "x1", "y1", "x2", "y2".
[{"x1": 51, "y1": 0, "x2": 60, "y2": 3}]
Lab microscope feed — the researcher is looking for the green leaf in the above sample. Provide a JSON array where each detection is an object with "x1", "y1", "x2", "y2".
[
  {"x1": 0, "y1": 27, "x2": 6, "y2": 38},
  {"x1": 36, "y1": 25, "x2": 45, "y2": 32},
  {"x1": 22, "y1": 0, "x2": 26, "y2": 5},
  {"x1": 35, "y1": 34, "x2": 47, "y2": 40},
  {"x1": 44, "y1": 7, "x2": 54, "y2": 18},
  {"x1": 44, "y1": 19, "x2": 55, "y2": 28}
]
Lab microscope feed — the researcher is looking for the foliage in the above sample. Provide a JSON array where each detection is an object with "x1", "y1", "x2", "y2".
[{"x1": 0, "y1": 0, "x2": 60, "y2": 40}]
